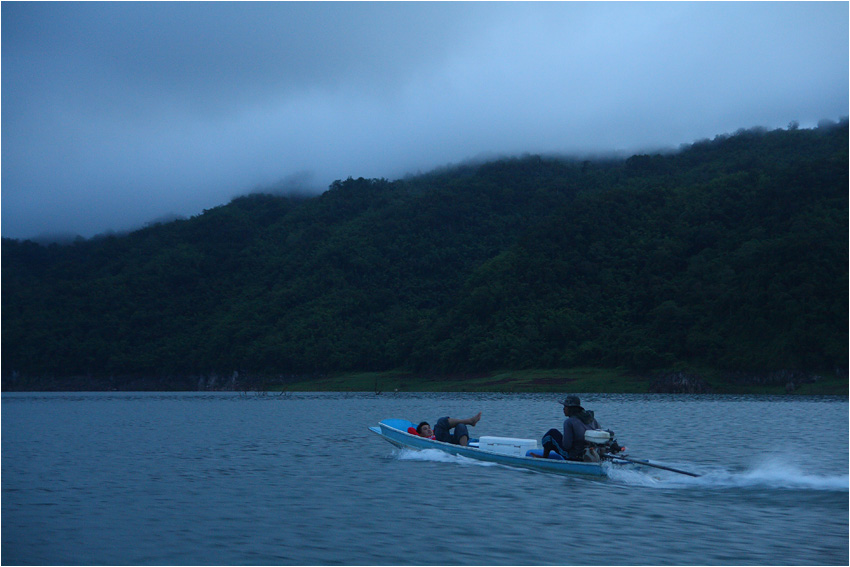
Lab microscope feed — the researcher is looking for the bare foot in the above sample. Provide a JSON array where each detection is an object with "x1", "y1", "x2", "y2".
[{"x1": 469, "y1": 412, "x2": 481, "y2": 426}]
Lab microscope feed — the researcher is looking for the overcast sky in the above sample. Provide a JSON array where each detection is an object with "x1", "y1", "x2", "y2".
[{"x1": 2, "y1": 1, "x2": 848, "y2": 240}]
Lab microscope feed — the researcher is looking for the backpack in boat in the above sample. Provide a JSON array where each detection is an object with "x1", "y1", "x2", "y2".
[{"x1": 577, "y1": 409, "x2": 596, "y2": 426}]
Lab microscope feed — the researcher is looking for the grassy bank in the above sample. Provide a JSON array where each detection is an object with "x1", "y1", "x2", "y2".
[{"x1": 273, "y1": 368, "x2": 848, "y2": 396}]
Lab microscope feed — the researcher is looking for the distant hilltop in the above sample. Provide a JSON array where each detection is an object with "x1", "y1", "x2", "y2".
[{"x1": 2, "y1": 121, "x2": 847, "y2": 391}]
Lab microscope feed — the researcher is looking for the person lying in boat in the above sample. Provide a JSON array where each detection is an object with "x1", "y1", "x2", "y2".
[
  {"x1": 533, "y1": 396, "x2": 605, "y2": 461},
  {"x1": 410, "y1": 412, "x2": 482, "y2": 446}
]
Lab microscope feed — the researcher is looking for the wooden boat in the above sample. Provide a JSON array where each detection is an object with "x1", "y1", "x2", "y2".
[{"x1": 369, "y1": 418, "x2": 613, "y2": 477}]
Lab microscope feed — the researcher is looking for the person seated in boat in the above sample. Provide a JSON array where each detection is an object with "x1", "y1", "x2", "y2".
[
  {"x1": 412, "y1": 412, "x2": 482, "y2": 446},
  {"x1": 533, "y1": 396, "x2": 602, "y2": 461}
]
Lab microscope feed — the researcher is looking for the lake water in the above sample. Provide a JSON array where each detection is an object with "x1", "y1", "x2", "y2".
[{"x1": 2, "y1": 392, "x2": 847, "y2": 565}]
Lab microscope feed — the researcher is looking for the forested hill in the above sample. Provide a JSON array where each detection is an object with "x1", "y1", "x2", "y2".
[{"x1": 3, "y1": 122, "x2": 848, "y2": 390}]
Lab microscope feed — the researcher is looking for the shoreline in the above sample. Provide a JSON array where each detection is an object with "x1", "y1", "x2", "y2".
[
  {"x1": 276, "y1": 368, "x2": 847, "y2": 396},
  {"x1": 4, "y1": 367, "x2": 846, "y2": 396}
]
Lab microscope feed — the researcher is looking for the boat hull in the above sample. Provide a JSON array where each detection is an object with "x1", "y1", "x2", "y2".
[{"x1": 370, "y1": 418, "x2": 609, "y2": 477}]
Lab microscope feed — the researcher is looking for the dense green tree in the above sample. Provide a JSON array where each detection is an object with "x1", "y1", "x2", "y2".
[{"x1": 2, "y1": 122, "x2": 847, "y2": 388}]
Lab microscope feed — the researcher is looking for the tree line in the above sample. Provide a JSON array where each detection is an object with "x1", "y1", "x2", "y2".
[{"x1": 2, "y1": 120, "x2": 847, "y2": 389}]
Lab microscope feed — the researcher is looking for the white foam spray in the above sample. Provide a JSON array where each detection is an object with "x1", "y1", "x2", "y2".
[
  {"x1": 395, "y1": 448, "x2": 498, "y2": 468},
  {"x1": 606, "y1": 455, "x2": 849, "y2": 491},
  {"x1": 395, "y1": 450, "x2": 848, "y2": 491}
]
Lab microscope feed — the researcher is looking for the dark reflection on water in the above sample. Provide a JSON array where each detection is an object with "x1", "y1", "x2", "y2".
[{"x1": 3, "y1": 392, "x2": 847, "y2": 565}]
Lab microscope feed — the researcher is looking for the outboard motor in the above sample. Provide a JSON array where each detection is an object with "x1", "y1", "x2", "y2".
[{"x1": 583, "y1": 429, "x2": 623, "y2": 462}]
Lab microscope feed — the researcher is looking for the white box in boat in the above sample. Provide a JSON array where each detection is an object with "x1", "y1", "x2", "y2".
[{"x1": 478, "y1": 436, "x2": 537, "y2": 457}]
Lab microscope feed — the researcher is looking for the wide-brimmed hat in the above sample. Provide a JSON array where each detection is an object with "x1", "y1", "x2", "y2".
[{"x1": 561, "y1": 395, "x2": 582, "y2": 408}]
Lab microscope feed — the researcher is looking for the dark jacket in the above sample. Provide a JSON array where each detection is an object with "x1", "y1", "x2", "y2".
[{"x1": 562, "y1": 410, "x2": 601, "y2": 460}]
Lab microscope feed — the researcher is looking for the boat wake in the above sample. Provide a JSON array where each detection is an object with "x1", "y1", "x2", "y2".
[
  {"x1": 607, "y1": 456, "x2": 849, "y2": 491},
  {"x1": 395, "y1": 448, "x2": 498, "y2": 468},
  {"x1": 392, "y1": 447, "x2": 847, "y2": 492}
]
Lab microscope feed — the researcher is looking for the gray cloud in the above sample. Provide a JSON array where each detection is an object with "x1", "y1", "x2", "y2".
[{"x1": 2, "y1": 1, "x2": 847, "y2": 240}]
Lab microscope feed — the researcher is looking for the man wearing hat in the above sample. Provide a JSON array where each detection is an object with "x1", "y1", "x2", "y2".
[{"x1": 535, "y1": 395, "x2": 602, "y2": 461}]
